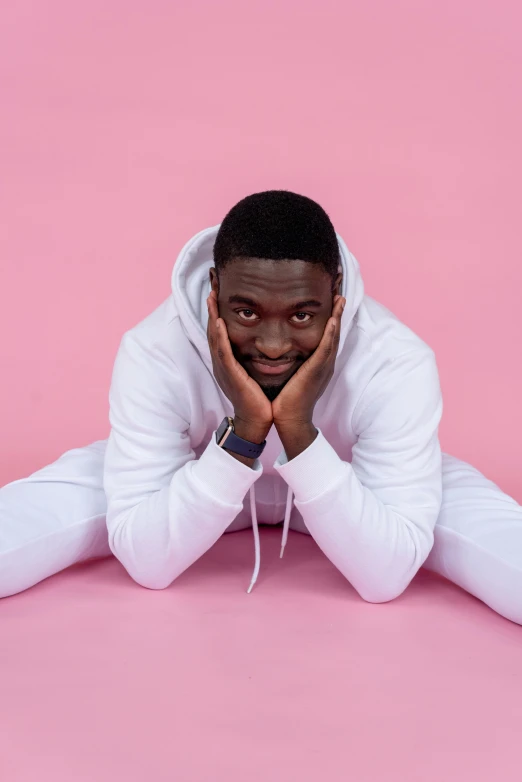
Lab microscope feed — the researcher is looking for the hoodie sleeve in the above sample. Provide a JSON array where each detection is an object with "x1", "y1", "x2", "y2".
[
  {"x1": 103, "y1": 331, "x2": 263, "y2": 590},
  {"x1": 273, "y1": 349, "x2": 443, "y2": 603}
]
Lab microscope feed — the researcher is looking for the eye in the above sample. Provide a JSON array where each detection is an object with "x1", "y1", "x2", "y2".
[
  {"x1": 291, "y1": 312, "x2": 312, "y2": 323},
  {"x1": 237, "y1": 309, "x2": 259, "y2": 321}
]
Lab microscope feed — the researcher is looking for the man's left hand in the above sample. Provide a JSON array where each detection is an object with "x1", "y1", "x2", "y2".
[{"x1": 272, "y1": 294, "x2": 345, "y2": 457}]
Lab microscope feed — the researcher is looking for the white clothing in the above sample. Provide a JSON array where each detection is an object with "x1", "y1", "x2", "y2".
[
  {"x1": 1, "y1": 440, "x2": 521, "y2": 624},
  {"x1": 1, "y1": 225, "x2": 521, "y2": 623}
]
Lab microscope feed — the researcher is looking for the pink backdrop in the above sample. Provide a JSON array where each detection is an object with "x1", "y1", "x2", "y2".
[{"x1": 1, "y1": 0, "x2": 521, "y2": 501}]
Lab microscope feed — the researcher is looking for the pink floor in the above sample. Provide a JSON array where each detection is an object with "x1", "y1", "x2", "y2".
[{"x1": 1, "y1": 528, "x2": 521, "y2": 782}]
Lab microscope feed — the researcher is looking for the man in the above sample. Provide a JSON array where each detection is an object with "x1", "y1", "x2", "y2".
[{"x1": 1, "y1": 191, "x2": 521, "y2": 623}]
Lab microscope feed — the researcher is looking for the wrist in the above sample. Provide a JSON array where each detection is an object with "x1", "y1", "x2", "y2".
[
  {"x1": 219, "y1": 416, "x2": 270, "y2": 470},
  {"x1": 274, "y1": 418, "x2": 315, "y2": 435},
  {"x1": 275, "y1": 420, "x2": 317, "y2": 461},
  {"x1": 233, "y1": 416, "x2": 272, "y2": 444}
]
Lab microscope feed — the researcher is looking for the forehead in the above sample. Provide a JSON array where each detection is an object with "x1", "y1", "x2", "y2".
[{"x1": 219, "y1": 257, "x2": 332, "y2": 297}]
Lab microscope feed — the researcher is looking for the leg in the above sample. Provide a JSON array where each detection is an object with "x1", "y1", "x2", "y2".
[
  {"x1": 0, "y1": 440, "x2": 110, "y2": 598},
  {"x1": 424, "y1": 453, "x2": 522, "y2": 624}
]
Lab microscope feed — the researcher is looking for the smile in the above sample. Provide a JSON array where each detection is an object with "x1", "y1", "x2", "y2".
[{"x1": 250, "y1": 359, "x2": 296, "y2": 376}]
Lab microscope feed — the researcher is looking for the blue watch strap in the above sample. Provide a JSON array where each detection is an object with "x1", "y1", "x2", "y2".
[{"x1": 216, "y1": 417, "x2": 266, "y2": 459}]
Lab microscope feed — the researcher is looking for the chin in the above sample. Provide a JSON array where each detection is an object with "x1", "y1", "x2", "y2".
[{"x1": 260, "y1": 383, "x2": 286, "y2": 402}]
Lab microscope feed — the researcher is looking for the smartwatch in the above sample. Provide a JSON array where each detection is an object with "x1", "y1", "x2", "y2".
[{"x1": 216, "y1": 416, "x2": 267, "y2": 459}]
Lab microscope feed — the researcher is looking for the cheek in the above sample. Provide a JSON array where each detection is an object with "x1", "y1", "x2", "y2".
[
  {"x1": 224, "y1": 319, "x2": 249, "y2": 346},
  {"x1": 298, "y1": 323, "x2": 325, "y2": 352}
]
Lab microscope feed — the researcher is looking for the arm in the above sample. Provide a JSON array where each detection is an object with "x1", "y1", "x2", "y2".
[
  {"x1": 103, "y1": 331, "x2": 264, "y2": 590},
  {"x1": 274, "y1": 349, "x2": 443, "y2": 603}
]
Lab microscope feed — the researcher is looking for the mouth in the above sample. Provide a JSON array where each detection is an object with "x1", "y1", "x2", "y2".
[{"x1": 249, "y1": 358, "x2": 297, "y2": 377}]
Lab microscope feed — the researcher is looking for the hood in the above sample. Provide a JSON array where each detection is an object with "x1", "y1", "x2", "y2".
[{"x1": 171, "y1": 223, "x2": 365, "y2": 374}]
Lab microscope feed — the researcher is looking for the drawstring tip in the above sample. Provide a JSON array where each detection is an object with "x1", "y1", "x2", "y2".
[
  {"x1": 246, "y1": 581, "x2": 255, "y2": 594},
  {"x1": 280, "y1": 545, "x2": 286, "y2": 559}
]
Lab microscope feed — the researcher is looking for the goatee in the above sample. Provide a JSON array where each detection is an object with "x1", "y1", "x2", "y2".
[{"x1": 260, "y1": 383, "x2": 285, "y2": 402}]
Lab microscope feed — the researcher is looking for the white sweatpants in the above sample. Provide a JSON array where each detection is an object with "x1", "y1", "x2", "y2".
[{"x1": 1, "y1": 441, "x2": 521, "y2": 624}]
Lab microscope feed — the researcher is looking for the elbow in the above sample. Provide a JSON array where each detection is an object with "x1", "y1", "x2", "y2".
[
  {"x1": 352, "y1": 561, "x2": 419, "y2": 604},
  {"x1": 111, "y1": 546, "x2": 178, "y2": 590},
  {"x1": 353, "y1": 559, "x2": 420, "y2": 604},
  {"x1": 113, "y1": 548, "x2": 180, "y2": 590},
  {"x1": 355, "y1": 517, "x2": 434, "y2": 604},
  {"x1": 353, "y1": 563, "x2": 419, "y2": 603},
  {"x1": 356, "y1": 582, "x2": 408, "y2": 605},
  {"x1": 127, "y1": 570, "x2": 176, "y2": 591},
  {"x1": 111, "y1": 547, "x2": 180, "y2": 592},
  {"x1": 107, "y1": 519, "x2": 179, "y2": 592}
]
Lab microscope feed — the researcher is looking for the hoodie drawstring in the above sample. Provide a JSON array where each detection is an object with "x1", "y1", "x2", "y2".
[
  {"x1": 280, "y1": 484, "x2": 293, "y2": 559},
  {"x1": 246, "y1": 483, "x2": 294, "y2": 593},
  {"x1": 246, "y1": 484, "x2": 261, "y2": 594}
]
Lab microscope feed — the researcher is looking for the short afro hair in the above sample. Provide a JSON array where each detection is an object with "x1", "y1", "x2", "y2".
[{"x1": 213, "y1": 190, "x2": 340, "y2": 280}]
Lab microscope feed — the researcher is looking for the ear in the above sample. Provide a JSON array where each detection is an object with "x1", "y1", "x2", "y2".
[
  {"x1": 333, "y1": 271, "x2": 343, "y2": 295},
  {"x1": 209, "y1": 267, "x2": 220, "y2": 295}
]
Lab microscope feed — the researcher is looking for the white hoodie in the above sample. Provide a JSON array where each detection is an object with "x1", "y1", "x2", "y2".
[{"x1": 103, "y1": 225, "x2": 443, "y2": 602}]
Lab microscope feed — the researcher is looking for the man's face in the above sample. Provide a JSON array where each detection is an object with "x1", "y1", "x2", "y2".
[{"x1": 209, "y1": 258, "x2": 342, "y2": 401}]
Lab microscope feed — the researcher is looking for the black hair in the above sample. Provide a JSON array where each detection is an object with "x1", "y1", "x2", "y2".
[{"x1": 213, "y1": 190, "x2": 340, "y2": 279}]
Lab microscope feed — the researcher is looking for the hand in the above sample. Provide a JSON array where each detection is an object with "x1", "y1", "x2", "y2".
[
  {"x1": 272, "y1": 295, "x2": 345, "y2": 431},
  {"x1": 207, "y1": 290, "x2": 273, "y2": 439}
]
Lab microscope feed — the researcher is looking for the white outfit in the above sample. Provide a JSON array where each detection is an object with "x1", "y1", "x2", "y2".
[{"x1": 1, "y1": 225, "x2": 521, "y2": 624}]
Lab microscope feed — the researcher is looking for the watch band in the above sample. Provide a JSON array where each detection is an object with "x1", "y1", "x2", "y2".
[{"x1": 216, "y1": 416, "x2": 267, "y2": 459}]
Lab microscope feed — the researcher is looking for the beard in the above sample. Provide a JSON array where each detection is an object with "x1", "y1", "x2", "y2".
[{"x1": 260, "y1": 382, "x2": 286, "y2": 402}]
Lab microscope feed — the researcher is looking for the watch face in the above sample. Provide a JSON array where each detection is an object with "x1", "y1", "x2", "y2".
[{"x1": 216, "y1": 416, "x2": 232, "y2": 444}]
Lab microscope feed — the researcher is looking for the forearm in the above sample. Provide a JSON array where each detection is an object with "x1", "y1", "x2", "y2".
[
  {"x1": 104, "y1": 430, "x2": 263, "y2": 589},
  {"x1": 298, "y1": 473, "x2": 435, "y2": 602},
  {"x1": 274, "y1": 430, "x2": 440, "y2": 602}
]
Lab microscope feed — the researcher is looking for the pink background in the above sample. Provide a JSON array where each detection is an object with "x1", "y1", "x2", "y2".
[
  {"x1": 1, "y1": 0, "x2": 521, "y2": 503},
  {"x1": 2, "y1": 529, "x2": 522, "y2": 782},
  {"x1": 2, "y1": 5, "x2": 522, "y2": 782}
]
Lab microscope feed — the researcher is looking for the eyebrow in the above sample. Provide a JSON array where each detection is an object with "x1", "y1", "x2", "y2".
[{"x1": 228, "y1": 295, "x2": 323, "y2": 310}]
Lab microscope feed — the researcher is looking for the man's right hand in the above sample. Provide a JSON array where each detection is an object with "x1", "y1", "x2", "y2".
[{"x1": 207, "y1": 290, "x2": 273, "y2": 449}]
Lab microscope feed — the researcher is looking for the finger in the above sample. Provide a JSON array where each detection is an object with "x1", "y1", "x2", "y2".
[
  {"x1": 298, "y1": 321, "x2": 333, "y2": 378},
  {"x1": 324, "y1": 294, "x2": 344, "y2": 346},
  {"x1": 207, "y1": 296, "x2": 224, "y2": 362},
  {"x1": 330, "y1": 296, "x2": 344, "y2": 348},
  {"x1": 326, "y1": 317, "x2": 339, "y2": 357},
  {"x1": 333, "y1": 295, "x2": 345, "y2": 319},
  {"x1": 312, "y1": 304, "x2": 343, "y2": 366},
  {"x1": 207, "y1": 290, "x2": 221, "y2": 334},
  {"x1": 214, "y1": 315, "x2": 241, "y2": 372},
  {"x1": 206, "y1": 293, "x2": 245, "y2": 372},
  {"x1": 334, "y1": 295, "x2": 345, "y2": 333},
  {"x1": 207, "y1": 290, "x2": 220, "y2": 325}
]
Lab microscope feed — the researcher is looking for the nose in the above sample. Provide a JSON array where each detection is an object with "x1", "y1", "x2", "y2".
[{"x1": 254, "y1": 320, "x2": 293, "y2": 359}]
